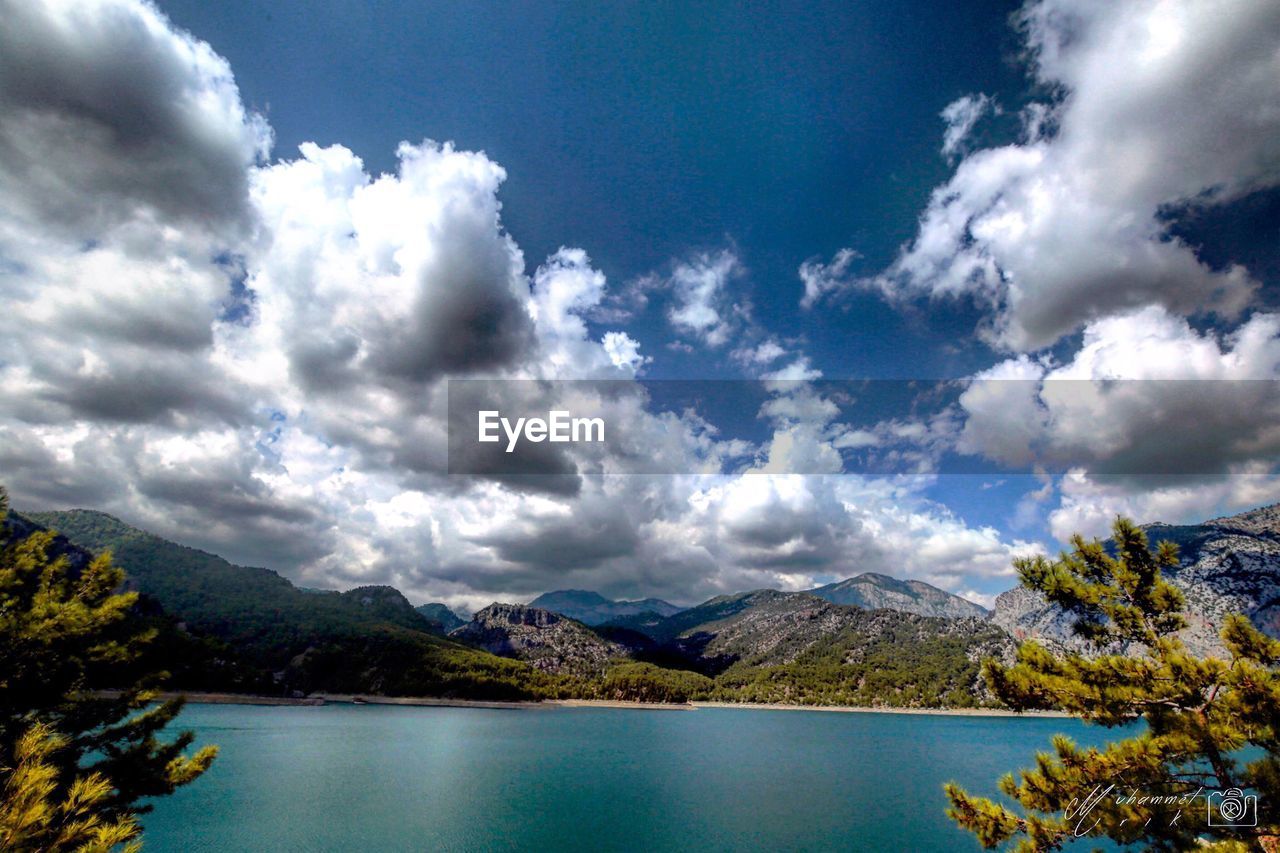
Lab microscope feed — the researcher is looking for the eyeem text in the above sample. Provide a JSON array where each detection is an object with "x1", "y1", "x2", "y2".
[{"x1": 477, "y1": 410, "x2": 605, "y2": 452}]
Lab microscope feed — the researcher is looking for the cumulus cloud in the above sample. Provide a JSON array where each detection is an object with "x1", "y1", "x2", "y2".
[
  {"x1": 247, "y1": 141, "x2": 534, "y2": 390},
  {"x1": 0, "y1": 0, "x2": 270, "y2": 239},
  {"x1": 732, "y1": 339, "x2": 787, "y2": 367},
  {"x1": 959, "y1": 307, "x2": 1280, "y2": 475},
  {"x1": 0, "y1": 0, "x2": 1058, "y2": 611},
  {"x1": 956, "y1": 306, "x2": 1280, "y2": 541},
  {"x1": 689, "y1": 474, "x2": 1043, "y2": 594},
  {"x1": 855, "y1": 0, "x2": 1280, "y2": 350},
  {"x1": 1048, "y1": 465, "x2": 1280, "y2": 543}
]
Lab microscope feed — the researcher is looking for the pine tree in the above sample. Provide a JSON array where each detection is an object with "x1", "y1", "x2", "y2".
[
  {"x1": 0, "y1": 486, "x2": 216, "y2": 851},
  {"x1": 946, "y1": 517, "x2": 1280, "y2": 851}
]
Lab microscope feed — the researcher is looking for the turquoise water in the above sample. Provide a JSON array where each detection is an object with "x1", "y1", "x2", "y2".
[{"x1": 143, "y1": 703, "x2": 1119, "y2": 852}]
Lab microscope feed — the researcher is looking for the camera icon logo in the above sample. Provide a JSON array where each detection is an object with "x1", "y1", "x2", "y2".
[{"x1": 1207, "y1": 788, "x2": 1258, "y2": 827}]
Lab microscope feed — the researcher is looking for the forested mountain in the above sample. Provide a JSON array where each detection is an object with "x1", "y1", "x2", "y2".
[
  {"x1": 446, "y1": 590, "x2": 1011, "y2": 707},
  {"x1": 23, "y1": 510, "x2": 436, "y2": 638},
  {"x1": 14, "y1": 509, "x2": 567, "y2": 700},
  {"x1": 628, "y1": 590, "x2": 1011, "y2": 707}
]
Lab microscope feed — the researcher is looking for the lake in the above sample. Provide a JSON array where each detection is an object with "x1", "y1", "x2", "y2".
[{"x1": 143, "y1": 703, "x2": 1119, "y2": 851}]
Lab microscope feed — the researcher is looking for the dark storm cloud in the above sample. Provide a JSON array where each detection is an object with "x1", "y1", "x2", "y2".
[
  {"x1": 137, "y1": 469, "x2": 318, "y2": 526},
  {"x1": 0, "y1": 0, "x2": 268, "y2": 238},
  {"x1": 0, "y1": 426, "x2": 124, "y2": 509},
  {"x1": 373, "y1": 264, "x2": 534, "y2": 383},
  {"x1": 35, "y1": 362, "x2": 248, "y2": 426},
  {"x1": 473, "y1": 513, "x2": 640, "y2": 572}
]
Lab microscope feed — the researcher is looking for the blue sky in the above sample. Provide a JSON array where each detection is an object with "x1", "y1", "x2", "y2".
[
  {"x1": 158, "y1": 0, "x2": 1021, "y2": 374},
  {"x1": 1, "y1": 0, "x2": 1278, "y2": 610}
]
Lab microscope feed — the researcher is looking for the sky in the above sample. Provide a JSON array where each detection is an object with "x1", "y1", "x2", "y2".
[{"x1": 0, "y1": 0, "x2": 1278, "y2": 612}]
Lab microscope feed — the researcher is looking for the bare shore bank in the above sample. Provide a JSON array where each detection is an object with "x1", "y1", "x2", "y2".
[{"x1": 158, "y1": 692, "x2": 1068, "y2": 718}]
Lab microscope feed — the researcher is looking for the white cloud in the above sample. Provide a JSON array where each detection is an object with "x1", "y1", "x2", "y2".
[
  {"x1": 1049, "y1": 465, "x2": 1280, "y2": 543},
  {"x1": 761, "y1": 357, "x2": 822, "y2": 382},
  {"x1": 731, "y1": 339, "x2": 787, "y2": 366},
  {"x1": 940, "y1": 93, "x2": 996, "y2": 159},
  {"x1": 798, "y1": 247, "x2": 858, "y2": 310},
  {"x1": 957, "y1": 306, "x2": 1280, "y2": 542},
  {"x1": 667, "y1": 250, "x2": 739, "y2": 347},
  {"x1": 960, "y1": 307, "x2": 1280, "y2": 474},
  {"x1": 958, "y1": 589, "x2": 998, "y2": 610},
  {"x1": 857, "y1": 0, "x2": 1280, "y2": 350}
]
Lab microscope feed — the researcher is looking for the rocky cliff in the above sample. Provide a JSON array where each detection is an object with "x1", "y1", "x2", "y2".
[
  {"x1": 450, "y1": 604, "x2": 626, "y2": 677},
  {"x1": 990, "y1": 503, "x2": 1280, "y2": 657}
]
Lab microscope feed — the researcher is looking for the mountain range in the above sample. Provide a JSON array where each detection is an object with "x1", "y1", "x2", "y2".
[
  {"x1": 522, "y1": 571, "x2": 987, "y2": 629},
  {"x1": 526, "y1": 589, "x2": 683, "y2": 626},
  {"x1": 8, "y1": 500, "x2": 1280, "y2": 708}
]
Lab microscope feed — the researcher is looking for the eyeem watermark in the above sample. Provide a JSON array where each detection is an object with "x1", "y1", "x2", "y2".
[
  {"x1": 446, "y1": 377, "x2": 1280, "y2": 477},
  {"x1": 478, "y1": 410, "x2": 605, "y2": 453}
]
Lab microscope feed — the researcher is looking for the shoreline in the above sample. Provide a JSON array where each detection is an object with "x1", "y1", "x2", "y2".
[{"x1": 163, "y1": 692, "x2": 1068, "y2": 718}]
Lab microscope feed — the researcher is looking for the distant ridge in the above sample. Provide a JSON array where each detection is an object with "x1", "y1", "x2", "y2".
[
  {"x1": 528, "y1": 589, "x2": 683, "y2": 626},
  {"x1": 416, "y1": 602, "x2": 466, "y2": 633},
  {"x1": 18, "y1": 498, "x2": 1280, "y2": 708}
]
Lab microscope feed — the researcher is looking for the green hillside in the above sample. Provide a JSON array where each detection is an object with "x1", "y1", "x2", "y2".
[{"x1": 18, "y1": 509, "x2": 568, "y2": 701}]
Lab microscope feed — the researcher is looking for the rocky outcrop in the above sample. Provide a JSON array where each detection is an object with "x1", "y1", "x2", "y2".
[
  {"x1": 669, "y1": 591, "x2": 1011, "y2": 670},
  {"x1": 450, "y1": 604, "x2": 626, "y2": 677},
  {"x1": 989, "y1": 586, "x2": 1082, "y2": 654},
  {"x1": 990, "y1": 504, "x2": 1280, "y2": 658},
  {"x1": 810, "y1": 572, "x2": 988, "y2": 619}
]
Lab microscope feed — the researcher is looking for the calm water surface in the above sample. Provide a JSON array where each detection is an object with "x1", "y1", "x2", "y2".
[{"x1": 143, "y1": 703, "x2": 1122, "y2": 852}]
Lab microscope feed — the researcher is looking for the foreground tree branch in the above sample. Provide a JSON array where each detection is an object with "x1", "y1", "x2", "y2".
[
  {"x1": 947, "y1": 517, "x2": 1280, "y2": 851},
  {"x1": 0, "y1": 486, "x2": 216, "y2": 851}
]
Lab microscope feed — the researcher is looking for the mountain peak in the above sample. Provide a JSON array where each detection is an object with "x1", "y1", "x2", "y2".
[
  {"x1": 415, "y1": 602, "x2": 465, "y2": 633},
  {"x1": 810, "y1": 574, "x2": 987, "y2": 619}
]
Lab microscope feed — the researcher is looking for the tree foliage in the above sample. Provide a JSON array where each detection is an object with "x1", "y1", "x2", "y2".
[
  {"x1": 0, "y1": 723, "x2": 141, "y2": 853},
  {"x1": 0, "y1": 487, "x2": 216, "y2": 851},
  {"x1": 946, "y1": 517, "x2": 1280, "y2": 851},
  {"x1": 601, "y1": 662, "x2": 714, "y2": 703}
]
